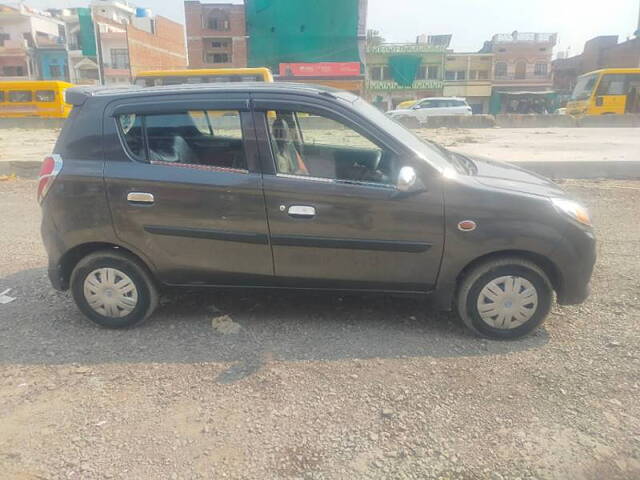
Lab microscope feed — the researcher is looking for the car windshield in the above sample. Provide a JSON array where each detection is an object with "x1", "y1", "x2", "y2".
[
  {"x1": 350, "y1": 97, "x2": 452, "y2": 172},
  {"x1": 571, "y1": 74, "x2": 598, "y2": 101}
]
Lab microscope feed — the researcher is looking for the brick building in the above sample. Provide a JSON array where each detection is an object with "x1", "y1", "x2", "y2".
[
  {"x1": 91, "y1": 0, "x2": 187, "y2": 85},
  {"x1": 184, "y1": 1, "x2": 247, "y2": 69},
  {"x1": 553, "y1": 36, "x2": 640, "y2": 94}
]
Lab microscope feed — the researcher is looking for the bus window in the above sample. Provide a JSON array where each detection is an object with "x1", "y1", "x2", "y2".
[
  {"x1": 0, "y1": 91, "x2": 4, "y2": 102},
  {"x1": 186, "y1": 77, "x2": 203, "y2": 84},
  {"x1": 596, "y1": 75, "x2": 627, "y2": 96},
  {"x1": 36, "y1": 90, "x2": 56, "y2": 102},
  {"x1": 9, "y1": 90, "x2": 32, "y2": 102},
  {"x1": 571, "y1": 74, "x2": 598, "y2": 101}
]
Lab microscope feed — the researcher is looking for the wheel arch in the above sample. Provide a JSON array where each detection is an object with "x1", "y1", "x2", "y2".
[
  {"x1": 455, "y1": 249, "x2": 562, "y2": 296},
  {"x1": 58, "y1": 242, "x2": 157, "y2": 290}
]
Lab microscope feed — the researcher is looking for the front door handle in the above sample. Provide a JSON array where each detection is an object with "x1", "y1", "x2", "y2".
[
  {"x1": 286, "y1": 205, "x2": 316, "y2": 218},
  {"x1": 127, "y1": 192, "x2": 155, "y2": 205}
]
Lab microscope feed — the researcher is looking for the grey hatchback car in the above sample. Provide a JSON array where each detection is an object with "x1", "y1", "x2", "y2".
[{"x1": 39, "y1": 83, "x2": 595, "y2": 339}]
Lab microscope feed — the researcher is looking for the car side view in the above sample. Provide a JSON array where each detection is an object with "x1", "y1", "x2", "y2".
[
  {"x1": 386, "y1": 97, "x2": 473, "y2": 127},
  {"x1": 39, "y1": 83, "x2": 596, "y2": 339}
]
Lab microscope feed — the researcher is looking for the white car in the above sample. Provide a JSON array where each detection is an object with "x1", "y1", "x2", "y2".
[{"x1": 387, "y1": 97, "x2": 472, "y2": 126}]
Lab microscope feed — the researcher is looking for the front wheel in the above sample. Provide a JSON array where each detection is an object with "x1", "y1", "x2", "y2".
[{"x1": 456, "y1": 258, "x2": 553, "y2": 339}]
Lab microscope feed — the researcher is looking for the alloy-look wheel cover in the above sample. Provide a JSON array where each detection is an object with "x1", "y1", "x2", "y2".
[
  {"x1": 83, "y1": 267, "x2": 139, "y2": 318},
  {"x1": 476, "y1": 275, "x2": 538, "y2": 329}
]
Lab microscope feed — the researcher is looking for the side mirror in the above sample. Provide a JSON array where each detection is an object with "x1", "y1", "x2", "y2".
[
  {"x1": 412, "y1": 104, "x2": 421, "y2": 110},
  {"x1": 397, "y1": 166, "x2": 417, "y2": 192}
]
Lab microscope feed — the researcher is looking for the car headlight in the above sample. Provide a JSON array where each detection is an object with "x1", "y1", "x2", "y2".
[{"x1": 551, "y1": 198, "x2": 592, "y2": 227}]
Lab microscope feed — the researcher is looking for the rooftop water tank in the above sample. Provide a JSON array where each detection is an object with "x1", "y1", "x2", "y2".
[{"x1": 135, "y1": 7, "x2": 151, "y2": 17}]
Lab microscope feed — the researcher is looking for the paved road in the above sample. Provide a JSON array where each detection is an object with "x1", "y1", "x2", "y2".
[{"x1": 0, "y1": 179, "x2": 639, "y2": 479}]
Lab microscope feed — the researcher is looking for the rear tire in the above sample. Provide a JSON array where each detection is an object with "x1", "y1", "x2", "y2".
[
  {"x1": 70, "y1": 250, "x2": 158, "y2": 328},
  {"x1": 456, "y1": 257, "x2": 553, "y2": 339}
]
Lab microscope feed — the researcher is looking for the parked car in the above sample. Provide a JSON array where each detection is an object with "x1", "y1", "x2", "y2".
[
  {"x1": 387, "y1": 97, "x2": 473, "y2": 127},
  {"x1": 39, "y1": 83, "x2": 595, "y2": 339}
]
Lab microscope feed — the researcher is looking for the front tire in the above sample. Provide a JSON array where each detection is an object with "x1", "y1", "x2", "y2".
[
  {"x1": 70, "y1": 250, "x2": 158, "y2": 328},
  {"x1": 456, "y1": 257, "x2": 553, "y2": 339}
]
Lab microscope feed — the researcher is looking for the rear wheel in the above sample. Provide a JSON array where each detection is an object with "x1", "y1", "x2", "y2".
[
  {"x1": 70, "y1": 250, "x2": 158, "y2": 328},
  {"x1": 456, "y1": 257, "x2": 553, "y2": 339}
]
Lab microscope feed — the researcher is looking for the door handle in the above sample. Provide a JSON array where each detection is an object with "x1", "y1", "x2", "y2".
[
  {"x1": 127, "y1": 192, "x2": 155, "y2": 205},
  {"x1": 286, "y1": 205, "x2": 316, "y2": 218}
]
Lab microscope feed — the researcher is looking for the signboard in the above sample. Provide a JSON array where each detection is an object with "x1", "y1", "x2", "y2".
[
  {"x1": 366, "y1": 79, "x2": 444, "y2": 91},
  {"x1": 279, "y1": 62, "x2": 361, "y2": 77}
]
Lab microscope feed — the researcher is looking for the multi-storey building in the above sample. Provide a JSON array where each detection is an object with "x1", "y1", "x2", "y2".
[
  {"x1": 0, "y1": 4, "x2": 69, "y2": 81},
  {"x1": 91, "y1": 0, "x2": 187, "y2": 85},
  {"x1": 184, "y1": 1, "x2": 247, "y2": 69},
  {"x1": 365, "y1": 42, "x2": 447, "y2": 110},
  {"x1": 443, "y1": 52, "x2": 495, "y2": 113},
  {"x1": 479, "y1": 31, "x2": 557, "y2": 113}
]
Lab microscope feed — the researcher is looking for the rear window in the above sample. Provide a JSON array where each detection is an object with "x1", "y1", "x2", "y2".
[
  {"x1": 35, "y1": 90, "x2": 55, "y2": 102},
  {"x1": 9, "y1": 90, "x2": 32, "y2": 102}
]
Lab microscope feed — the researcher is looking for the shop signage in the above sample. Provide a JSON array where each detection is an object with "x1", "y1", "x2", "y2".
[{"x1": 279, "y1": 62, "x2": 361, "y2": 77}]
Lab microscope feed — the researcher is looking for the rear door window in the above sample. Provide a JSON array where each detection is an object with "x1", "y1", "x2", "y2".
[
  {"x1": 9, "y1": 90, "x2": 32, "y2": 102},
  {"x1": 116, "y1": 110, "x2": 247, "y2": 170}
]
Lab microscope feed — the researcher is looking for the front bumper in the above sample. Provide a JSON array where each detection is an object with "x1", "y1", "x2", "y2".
[{"x1": 555, "y1": 226, "x2": 596, "y2": 306}]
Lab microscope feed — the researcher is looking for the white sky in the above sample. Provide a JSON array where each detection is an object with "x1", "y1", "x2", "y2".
[{"x1": 20, "y1": 0, "x2": 640, "y2": 57}]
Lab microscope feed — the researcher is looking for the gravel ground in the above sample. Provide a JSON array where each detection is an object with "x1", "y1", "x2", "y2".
[{"x1": 0, "y1": 178, "x2": 639, "y2": 479}]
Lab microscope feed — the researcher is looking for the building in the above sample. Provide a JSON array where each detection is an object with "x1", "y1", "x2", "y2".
[
  {"x1": 365, "y1": 42, "x2": 447, "y2": 110},
  {"x1": 92, "y1": 0, "x2": 187, "y2": 85},
  {"x1": 47, "y1": 7, "x2": 100, "y2": 85},
  {"x1": 0, "y1": 4, "x2": 69, "y2": 81},
  {"x1": 553, "y1": 36, "x2": 640, "y2": 94},
  {"x1": 184, "y1": 1, "x2": 247, "y2": 69},
  {"x1": 480, "y1": 31, "x2": 557, "y2": 113},
  {"x1": 443, "y1": 52, "x2": 494, "y2": 114}
]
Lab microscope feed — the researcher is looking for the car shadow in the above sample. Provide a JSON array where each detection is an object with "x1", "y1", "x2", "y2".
[{"x1": 0, "y1": 268, "x2": 550, "y2": 382}]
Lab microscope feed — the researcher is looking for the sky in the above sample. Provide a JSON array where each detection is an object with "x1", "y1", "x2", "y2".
[{"x1": 19, "y1": 0, "x2": 640, "y2": 57}]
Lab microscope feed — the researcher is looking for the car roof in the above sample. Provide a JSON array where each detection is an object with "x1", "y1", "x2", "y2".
[{"x1": 65, "y1": 81, "x2": 358, "y2": 106}]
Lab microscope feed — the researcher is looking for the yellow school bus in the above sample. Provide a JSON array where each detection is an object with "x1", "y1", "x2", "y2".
[
  {"x1": 133, "y1": 67, "x2": 274, "y2": 87},
  {"x1": 566, "y1": 68, "x2": 640, "y2": 116},
  {"x1": 0, "y1": 81, "x2": 73, "y2": 118}
]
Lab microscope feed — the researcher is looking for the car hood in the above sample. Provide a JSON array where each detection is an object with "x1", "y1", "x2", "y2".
[{"x1": 467, "y1": 155, "x2": 566, "y2": 198}]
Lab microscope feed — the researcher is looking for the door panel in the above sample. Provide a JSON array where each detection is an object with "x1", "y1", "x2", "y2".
[
  {"x1": 103, "y1": 99, "x2": 273, "y2": 286},
  {"x1": 252, "y1": 103, "x2": 445, "y2": 292},
  {"x1": 262, "y1": 174, "x2": 444, "y2": 290}
]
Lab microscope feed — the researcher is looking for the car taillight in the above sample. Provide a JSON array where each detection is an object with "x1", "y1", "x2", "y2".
[{"x1": 37, "y1": 154, "x2": 63, "y2": 205}]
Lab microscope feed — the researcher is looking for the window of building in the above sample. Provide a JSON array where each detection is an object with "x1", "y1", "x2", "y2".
[
  {"x1": 534, "y1": 63, "x2": 548, "y2": 76},
  {"x1": 206, "y1": 10, "x2": 230, "y2": 31},
  {"x1": 2, "y1": 66, "x2": 24, "y2": 77},
  {"x1": 469, "y1": 70, "x2": 477, "y2": 80},
  {"x1": 266, "y1": 111, "x2": 393, "y2": 185},
  {"x1": 210, "y1": 40, "x2": 229, "y2": 48},
  {"x1": 49, "y1": 65, "x2": 63, "y2": 78},
  {"x1": 427, "y1": 66, "x2": 438, "y2": 80},
  {"x1": 35, "y1": 90, "x2": 55, "y2": 102},
  {"x1": 445, "y1": 70, "x2": 466, "y2": 81},
  {"x1": 9, "y1": 90, "x2": 32, "y2": 102},
  {"x1": 117, "y1": 111, "x2": 246, "y2": 170},
  {"x1": 206, "y1": 52, "x2": 231, "y2": 63},
  {"x1": 0, "y1": 32, "x2": 9, "y2": 47},
  {"x1": 515, "y1": 61, "x2": 527, "y2": 79},
  {"x1": 478, "y1": 70, "x2": 489, "y2": 80},
  {"x1": 110, "y1": 49, "x2": 129, "y2": 69},
  {"x1": 369, "y1": 66, "x2": 392, "y2": 81},
  {"x1": 495, "y1": 62, "x2": 507, "y2": 77}
]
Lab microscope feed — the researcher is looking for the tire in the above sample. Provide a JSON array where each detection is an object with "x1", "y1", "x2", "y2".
[
  {"x1": 456, "y1": 257, "x2": 553, "y2": 340},
  {"x1": 70, "y1": 250, "x2": 158, "y2": 328}
]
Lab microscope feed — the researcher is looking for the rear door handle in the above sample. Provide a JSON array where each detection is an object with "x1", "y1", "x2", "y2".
[
  {"x1": 127, "y1": 192, "x2": 154, "y2": 205},
  {"x1": 286, "y1": 205, "x2": 316, "y2": 218}
]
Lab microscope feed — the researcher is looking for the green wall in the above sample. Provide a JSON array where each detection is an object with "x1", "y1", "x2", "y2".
[{"x1": 246, "y1": 0, "x2": 361, "y2": 71}]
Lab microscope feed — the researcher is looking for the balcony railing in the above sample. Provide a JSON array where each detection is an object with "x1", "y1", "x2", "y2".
[
  {"x1": 366, "y1": 79, "x2": 444, "y2": 91},
  {"x1": 494, "y1": 73, "x2": 551, "y2": 81},
  {"x1": 492, "y1": 32, "x2": 557, "y2": 44}
]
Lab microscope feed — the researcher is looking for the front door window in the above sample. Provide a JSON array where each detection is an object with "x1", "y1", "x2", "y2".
[{"x1": 266, "y1": 111, "x2": 394, "y2": 186}]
